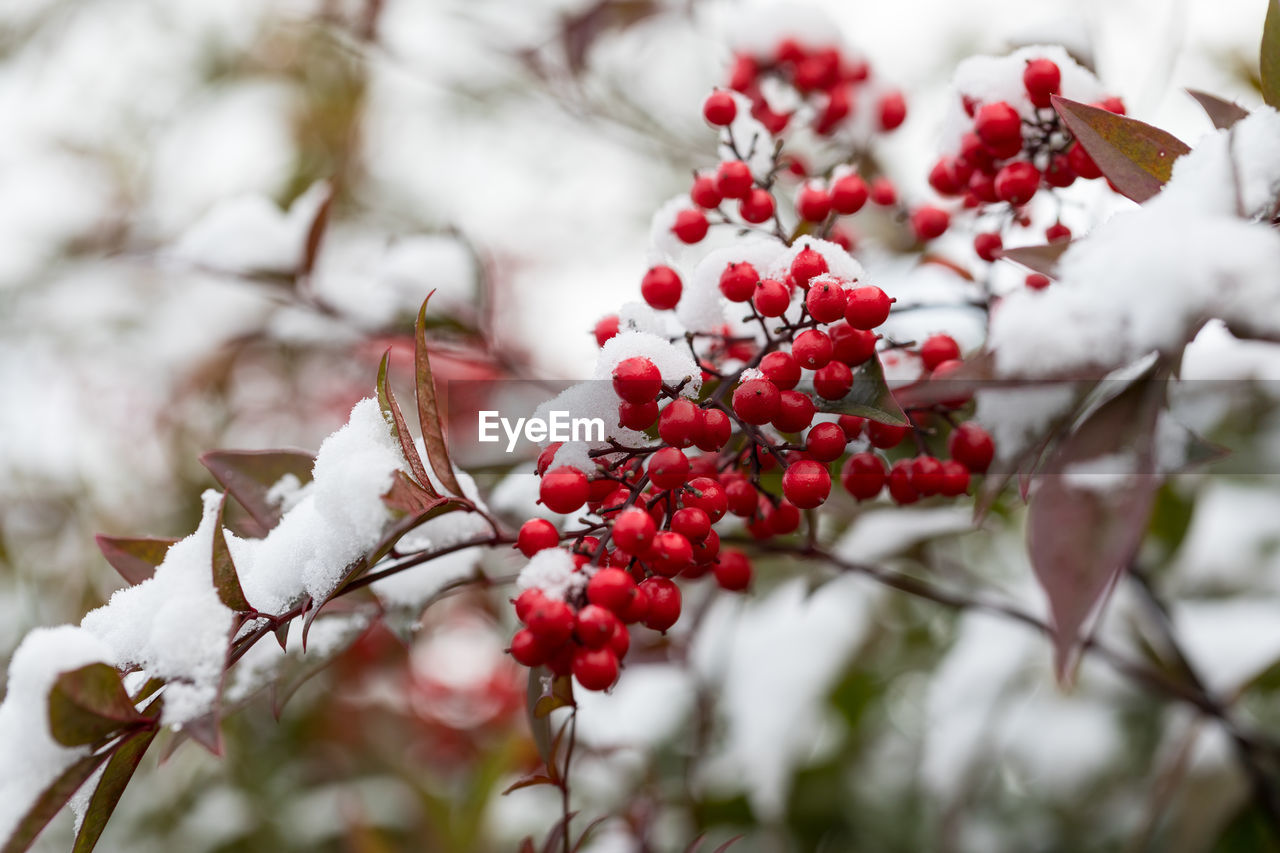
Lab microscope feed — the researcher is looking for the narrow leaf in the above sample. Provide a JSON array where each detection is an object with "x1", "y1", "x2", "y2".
[
  {"x1": 200, "y1": 450, "x2": 315, "y2": 534},
  {"x1": 93, "y1": 536, "x2": 175, "y2": 586},
  {"x1": 71, "y1": 729, "x2": 157, "y2": 853},
  {"x1": 501, "y1": 773, "x2": 557, "y2": 795},
  {"x1": 212, "y1": 495, "x2": 251, "y2": 612},
  {"x1": 0, "y1": 750, "x2": 112, "y2": 853},
  {"x1": 809, "y1": 355, "x2": 909, "y2": 426},
  {"x1": 377, "y1": 349, "x2": 435, "y2": 495},
  {"x1": 1052, "y1": 96, "x2": 1191, "y2": 203},
  {"x1": 1185, "y1": 89, "x2": 1249, "y2": 129},
  {"x1": 1001, "y1": 241, "x2": 1072, "y2": 277},
  {"x1": 48, "y1": 664, "x2": 146, "y2": 748},
  {"x1": 299, "y1": 183, "x2": 334, "y2": 277},
  {"x1": 1263, "y1": 0, "x2": 1280, "y2": 108},
  {"x1": 416, "y1": 294, "x2": 464, "y2": 496}
]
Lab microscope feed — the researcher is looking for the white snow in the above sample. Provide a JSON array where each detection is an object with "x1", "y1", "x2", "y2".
[{"x1": 516, "y1": 548, "x2": 584, "y2": 601}]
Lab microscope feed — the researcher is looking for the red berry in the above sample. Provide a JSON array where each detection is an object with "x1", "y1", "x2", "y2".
[
  {"x1": 939, "y1": 459, "x2": 970, "y2": 496},
  {"x1": 841, "y1": 452, "x2": 886, "y2": 500},
  {"x1": 782, "y1": 459, "x2": 832, "y2": 508},
  {"x1": 790, "y1": 247, "x2": 829, "y2": 288},
  {"x1": 813, "y1": 360, "x2": 853, "y2": 400},
  {"x1": 830, "y1": 173, "x2": 868, "y2": 214},
  {"x1": 733, "y1": 378, "x2": 781, "y2": 424},
  {"x1": 886, "y1": 460, "x2": 920, "y2": 504},
  {"x1": 830, "y1": 323, "x2": 878, "y2": 365},
  {"x1": 1023, "y1": 58, "x2": 1061, "y2": 108},
  {"x1": 878, "y1": 90, "x2": 907, "y2": 131},
  {"x1": 974, "y1": 232, "x2": 1003, "y2": 262},
  {"x1": 805, "y1": 422, "x2": 847, "y2": 461},
  {"x1": 517, "y1": 518, "x2": 559, "y2": 557},
  {"x1": 587, "y1": 568, "x2": 637, "y2": 614},
  {"x1": 658, "y1": 398, "x2": 701, "y2": 448},
  {"x1": 691, "y1": 174, "x2": 723, "y2": 209},
  {"x1": 838, "y1": 414, "x2": 866, "y2": 439},
  {"x1": 729, "y1": 54, "x2": 758, "y2": 91},
  {"x1": 974, "y1": 101, "x2": 1022, "y2": 151},
  {"x1": 869, "y1": 177, "x2": 897, "y2": 206},
  {"x1": 703, "y1": 90, "x2": 738, "y2": 126},
  {"x1": 724, "y1": 477, "x2": 758, "y2": 517},
  {"x1": 640, "y1": 577, "x2": 682, "y2": 632},
  {"x1": 792, "y1": 329, "x2": 833, "y2": 369},
  {"x1": 909, "y1": 455, "x2": 945, "y2": 496},
  {"x1": 611, "y1": 507, "x2": 656, "y2": 554},
  {"x1": 719, "y1": 262, "x2": 759, "y2": 302},
  {"x1": 593, "y1": 315, "x2": 619, "y2": 347},
  {"x1": 773, "y1": 389, "x2": 816, "y2": 433},
  {"x1": 540, "y1": 466, "x2": 590, "y2": 514},
  {"x1": 609, "y1": 621, "x2": 631, "y2": 659},
  {"x1": 648, "y1": 446, "x2": 690, "y2": 489},
  {"x1": 671, "y1": 507, "x2": 711, "y2": 542},
  {"x1": 760, "y1": 351, "x2": 801, "y2": 390},
  {"x1": 641, "y1": 266, "x2": 681, "y2": 310},
  {"x1": 1067, "y1": 141, "x2": 1102, "y2": 180},
  {"x1": 814, "y1": 85, "x2": 851, "y2": 134},
  {"x1": 767, "y1": 500, "x2": 801, "y2": 535},
  {"x1": 649, "y1": 531, "x2": 693, "y2": 576},
  {"x1": 1099, "y1": 96, "x2": 1126, "y2": 115},
  {"x1": 949, "y1": 422, "x2": 995, "y2": 473},
  {"x1": 929, "y1": 157, "x2": 962, "y2": 196},
  {"x1": 753, "y1": 278, "x2": 791, "y2": 317},
  {"x1": 805, "y1": 277, "x2": 847, "y2": 323},
  {"x1": 575, "y1": 604, "x2": 621, "y2": 649},
  {"x1": 572, "y1": 646, "x2": 619, "y2": 691},
  {"x1": 796, "y1": 183, "x2": 832, "y2": 222},
  {"x1": 514, "y1": 588, "x2": 547, "y2": 623},
  {"x1": 1046, "y1": 221, "x2": 1071, "y2": 243},
  {"x1": 1044, "y1": 154, "x2": 1076, "y2": 188},
  {"x1": 526, "y1": 597, "x2": 574, "y2": 645},
  {"x1": 673, "y1": 209, "x2": 709, "y2": 243},
  {"x1": 612, "y1": 356, "x2": 662, "y2": 403},
  {"x1": 683, "y1": 477, "x2": 728, "y2": 521},
  {"x1": 866, "y1": 420, "x2": 910, "y2": 449},
  {"x1": 1025, "y1": 272, "x2": 1051, "y2": 290},
  {"x1": 994, "y1": 161, "x2": 1040, "y2": 206},
  {"x1": 715, "y1": 160, "x2": 754, "y2": 200},
  {"x1": 919, "y1": 334, "x2": 961, "y2": 371},
  {"x1": 691, "y1": 528, "x2": 721, "y2": 565},
  {"x1": 621, "y1": 582, "x2": 650, "y2": 624},
  {"x1": 695, "y1": 408, "x2": 732, "y2": 451},
  {"x1": 510, "y1": 629, "x2": 549, "y2": 666},
  {"x1": 715, "y1": 549, "x2": 753, "y2": 591},
  {"x1": 739, "y1": 188, "x2": 776, "y2": 224},
  {"x1": 910, "y1": 206, "x2": 950, "y2": 241},
  {"x1": 839, "y1": 284, "x2": 890, "y2": 326},
  {"x1": 618, "y1": 400, "x2": 659, "y2": 431}
]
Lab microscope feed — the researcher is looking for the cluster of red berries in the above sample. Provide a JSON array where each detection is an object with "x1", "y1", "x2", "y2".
[{"x1": 927, "y1": 57, "x2": 1124, "y2": 258}]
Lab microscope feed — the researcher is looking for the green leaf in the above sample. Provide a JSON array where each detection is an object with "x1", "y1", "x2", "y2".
[
  {"x1": 1185, "y1": 89, "x2": 1249, "y2": 129},
  {"x1": 807, "y1": 356, "x2": 909, "y2": 426},
  {"x1": 71, "y1": 729, "x2": 157, "y2": 853},
  {"x1": 200, "y1": 449, "x2": 315, "y2": 535},
  {"x1": 1262, "y1": 0, "x2": 1280, "y2": 108},
  {"x1": 377, "y1": 349, "x2": 435, "y2": 497},
  {"x1": 1051, "y1": 95, "x2": 1191, "y2": 203},
  {"x1": 93, "y1": 536, "x2": 175, "y2": 586},
  {"x1": 0, "y1": 749, "x2": 112, "y2": 853},
  {"x1": 211, "y1": 495, "x2": 252, "y2": 613},
  {"x1": 48, "y1": 664, "x2": 146, "y2": 748},
  {"x1": 416, "y1": 294, "x2": 464, "y2": 497},
  {"x1": 1001, "y1": 241, "x2": 1072, "y2": 277}
]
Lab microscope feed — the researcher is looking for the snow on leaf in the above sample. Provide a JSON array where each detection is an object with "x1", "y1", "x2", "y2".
[
  {"x1": 1051, "y1": 96, "x2": 1191, "y2": 203},
  {"x1": 376, "y1": 349, "x2": 433, "y2": 496},
  {"x1": 1, "y1": 750, "x2": 111, "y2": 853},
  {"x1": 70, "y1": 728, "x2": 157, "y2": 853},
  {"x1": 211, "y1": 495, "x2": 251, "y2": 613},
  {"x1": 47, "y1": 664, "x2": 147, "y2": 748},
  {"x1": 93, "y1": 536, "x2": 175, "y2": 587},
  {"x1": 1001, "y1": 241, "x2": 1072, "y2": 277}
]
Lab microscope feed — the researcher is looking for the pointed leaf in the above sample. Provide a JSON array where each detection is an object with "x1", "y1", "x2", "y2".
[
  {"x1": 1263, "y1": 0, "x2": 1280, "y2": 108},
  {"x1": 94, "y1": 536, "x2": 175, "y2": 586},
  {"x1": 525, "y1": 668, "x2": 574, "y2": 772},
  {"x1": 1001, "y1": 241, "x2": 1072, "y2": 277},
  {"x1": 711, "y1": 837, "x2": 745, "y2": 853},
  {"x1": 1186, "y1": 89, "x2": 1249, "y2": 130},
  {"x1": 71, "y1": 729, "x2": 157, "y2": 853},
  {"x1": 212, "y1": 495, "x2": 251, "y2": 612},
  {"x1": 48, "y1": 664, "x2": 146, "y2": 748},
  {"x1": 200, "y1": 450, "x2": 315, "y2": 533},
  {"x1": 1051, "y1": 96, "x2": 1191, "y2": 203},
  {"x1": 382, "y1": 471, "x2": 444, "y2": 517},
  {"x1": 299, "y1": 183, "x2": 334, "y2": 278},
  {"x1": 377, "y1": 349, "x2": 434, "y2": 496},
  {"x1": 501, "y1": 773, "x2": 557, "y2": 795},
  {"x1": 1, "y1": 749, "x2": 112, "y2": 853},
  {"x1": 808, "y1": 355, "x2": 909, "y2": 426},
  {"x1": 416, "y1": 294, "x2": 464, "y2": 497},
  {"x1": 1028, "y1": 374, "x2": 1165, "y2": 683}
]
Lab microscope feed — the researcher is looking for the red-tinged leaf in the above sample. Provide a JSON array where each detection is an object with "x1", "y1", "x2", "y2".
[
  {"x1": 71, "y1": 729, "x2": 157, "y2": 853},
  {"x1": 809, "y1": 355, "x2": 909, "y2": 426},
  {"x1": 381, "y1": 471, "x2": 443, "y2": 517},
  {"x1": 273, "y1": 621, "x2": 290, "y2": 651},
  {"x1": 1001, "y1": 241, "x2": 1072, "y2": 277},
  {"x1": 0, "y1": 749, "x2": 112, "y2": 853},
  {"x1": 570, "y1": 816, "x2": 611, "y2": 852},
  {"x1": 711, "y1": 837, "x2": 745, "y2": 853},
  {"x1": 179, "y1": 712, "x2": 223, "y2": 756},
  {"x1": 93, "y1": 536, "x2": 175, "y2": 586},
  {"x1": 539, "y1": 810, "x2": 579, "y2": 853},
  {"x1": 48, "y1": 664, "x2": 147, "y2": 748},
  {"x1": 1028, "y1": 374, "x2": 1165, "y2": 684},
  {"x1": 211, "y1": 495, "x2": 251, "y2": 613},
  {"x1": 1185, "y1": 89, "x2": 1249, "y2": 130},
  {"x1": 1262, "y1": 0, "x2": 1280, "y2": 108},
  {"x1": 415, "y1": 294, "x2": 464, "y2": 497},
  {"x1": 299, "y1": 183, "x2": 334, "y2": 277},
  {"x1": 200, "y1": 450, "x2": 315, "y2": 534},
  {"x1": 501, "y1": 773, "x2": 557, "y2": 795},
  {"x1": 1051, "y1": 96, "x2": 1191, "y2": 203},
  {"x1": 377, "y1": 349, "x2": 435, "y2": 496},
  {"x1": 302, "y1": 555, "x2": 367, "y2": 651},
  {"x1": 683, "y1": 835, "x2": 707, "y2": 853}
]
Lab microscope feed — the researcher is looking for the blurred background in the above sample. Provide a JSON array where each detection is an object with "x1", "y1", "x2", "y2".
[{"x1": 2, "y1": 0, "x2": 1279, "y2": 850}]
